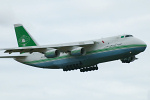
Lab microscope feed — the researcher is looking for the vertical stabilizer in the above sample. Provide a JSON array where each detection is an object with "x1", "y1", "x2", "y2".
[{"x1": 14, "y1": 24, "x2": 38, "y2": 47}]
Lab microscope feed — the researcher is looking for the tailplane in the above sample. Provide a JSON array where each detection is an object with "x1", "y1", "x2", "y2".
[{"x1": 14, "y1": 24, "x2": 38, "y2": 47}]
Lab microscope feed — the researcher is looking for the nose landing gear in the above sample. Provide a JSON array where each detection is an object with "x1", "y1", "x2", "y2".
[{"x1": 121, "y1": 56, "x2": 138, "y2": 63}]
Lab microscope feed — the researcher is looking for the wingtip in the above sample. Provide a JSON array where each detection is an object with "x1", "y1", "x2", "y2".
[{"x1": 14, "y1": 24, "x2": 23, "y2": 27}]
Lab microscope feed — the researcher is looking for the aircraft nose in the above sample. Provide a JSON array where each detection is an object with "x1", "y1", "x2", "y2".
[
  {"x1": 139, "y1": 39, "x2": 147, "y2": 52},
  {"x1": 143, "y1": 42, "x2": 147, "y2": 51}
]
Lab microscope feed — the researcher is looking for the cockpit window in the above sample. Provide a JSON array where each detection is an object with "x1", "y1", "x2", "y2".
[{"x1": 125, "y1": 35, "x2": 133, "y2": 37}]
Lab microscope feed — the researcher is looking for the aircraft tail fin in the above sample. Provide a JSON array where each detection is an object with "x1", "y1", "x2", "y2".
[{"x1": 14, "y1": 24, "x2": 38, "y2": 47}]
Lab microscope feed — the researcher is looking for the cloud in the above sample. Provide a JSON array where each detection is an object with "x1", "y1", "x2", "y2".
[{"x1": 0, "y1": 9, "x2": 15, "y2": 26}]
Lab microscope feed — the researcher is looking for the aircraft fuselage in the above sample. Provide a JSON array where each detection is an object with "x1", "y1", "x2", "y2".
[{"x1": 15, "y1": 35, "x2": 147, "y2": 72}]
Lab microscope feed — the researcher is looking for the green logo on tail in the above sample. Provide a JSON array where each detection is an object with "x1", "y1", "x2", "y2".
[{"x1": 19, "y1": 35, "x2": 30, "y2": 46}]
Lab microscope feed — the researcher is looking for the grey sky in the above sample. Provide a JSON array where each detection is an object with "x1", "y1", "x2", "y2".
[{"x1": 0, "y1": 0, "x2": 150, "y2": 100}]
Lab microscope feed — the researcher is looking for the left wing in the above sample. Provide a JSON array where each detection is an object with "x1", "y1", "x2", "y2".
[{"x1": 2, "y1": 40, "x2": 95, "y2": 54}]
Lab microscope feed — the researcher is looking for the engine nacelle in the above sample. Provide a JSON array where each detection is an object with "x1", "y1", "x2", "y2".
[
  {"x1": 70, "y1": 47, "x2": 86, "y2": 56},
  {"x1": 44, "y1": 49, "x2": 60, "y2": 58},
  {"x1": 121, "y1": 56, "x2": 138, "y2": 63}
]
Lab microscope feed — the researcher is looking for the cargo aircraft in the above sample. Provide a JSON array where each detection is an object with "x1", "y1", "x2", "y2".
[{"x1": 0, "y1": 24, "x2": 147, "y2": 72}]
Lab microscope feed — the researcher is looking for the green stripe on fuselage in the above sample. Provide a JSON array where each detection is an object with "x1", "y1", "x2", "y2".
[{"x1": 24, "y1": 44, "x2": 146, "y2": 64}]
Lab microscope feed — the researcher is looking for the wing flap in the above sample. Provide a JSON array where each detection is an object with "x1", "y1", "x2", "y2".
[
  {"x1": 4, "y1": 48, "x2": 46, "y2": 54},
  {"x1": 0, "y1": 55, "x2": 27, "y2": 58}
]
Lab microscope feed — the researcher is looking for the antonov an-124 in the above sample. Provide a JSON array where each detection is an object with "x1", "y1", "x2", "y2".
[{"x1": 0, "y1": 24, "x2": 147, "y2": 72}]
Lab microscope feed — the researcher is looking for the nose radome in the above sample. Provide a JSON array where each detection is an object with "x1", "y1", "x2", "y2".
[
  {"x1": 143, "y1": 42, "x2": 147, "y2": 51},
  {"x1": 139, "y1": 39, "x2": 147, "y2": 47},
  {"x1": 134, "y1": 38, "x2": 147, "y2": 46},
  {"x1": 138, "y1": 39, "x2": 147, "y2": 52},
  {"x1": 131, "y1": 37, "x2": 147, "y2": 52}
]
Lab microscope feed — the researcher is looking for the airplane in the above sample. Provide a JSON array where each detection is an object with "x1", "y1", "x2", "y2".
[{"x1": 0, "y1": 24, "x2": 147, "y2": 72}]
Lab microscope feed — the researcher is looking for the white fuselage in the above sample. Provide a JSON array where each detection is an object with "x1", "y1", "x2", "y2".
[{"x1": 15, "y1": 35, "x2": 147, "y2": 70}]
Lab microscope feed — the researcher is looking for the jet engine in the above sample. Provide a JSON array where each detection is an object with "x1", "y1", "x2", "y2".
[
  {"x1": 70, "y1": 47, "x2": 86, "y2": 56},
  {"x1": 121, "y1": 56, "x2": 137, "y2": 63},
  {"x1": 44, "y1": 49, "x2": 60, "y2": 58}
]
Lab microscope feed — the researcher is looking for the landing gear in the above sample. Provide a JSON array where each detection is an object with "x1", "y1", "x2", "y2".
[
  {"x1": 63, "y1": 62, "x2": 83, "y2": 72},
  {"x1": 63, "y1": 64, "x2": 99, "y2": 72},
  {"x1": 80, "y1": 65, "x2": 98, "y2": 72},
  {"x1": 121, "y1": 56, "x2": 138, "y2": 63}
]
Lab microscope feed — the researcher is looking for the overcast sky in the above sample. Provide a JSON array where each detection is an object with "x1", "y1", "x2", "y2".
[{"x1": 0, "y1": 0, "x2": 150, "y2": 100}]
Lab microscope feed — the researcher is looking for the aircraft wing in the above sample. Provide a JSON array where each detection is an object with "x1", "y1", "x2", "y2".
[
  {"x1": 0, "y1": 55, "x2": 27, "y2": 58},
  {"x1": 1, "y1": 40, "x2": 95, "y2": 54}
]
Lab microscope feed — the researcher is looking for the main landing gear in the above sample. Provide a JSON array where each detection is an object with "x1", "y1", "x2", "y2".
[
  {"x1": 80, "y1": 65, "x2": 98, "y2": 72},
  {"x1": 63, "y1": 64, "x2": 99, "y2": 72}
]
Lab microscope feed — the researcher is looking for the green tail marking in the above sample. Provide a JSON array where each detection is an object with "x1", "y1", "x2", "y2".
[{"x1": 14, "y1": 24, "x2": 37, "y2": 47}]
